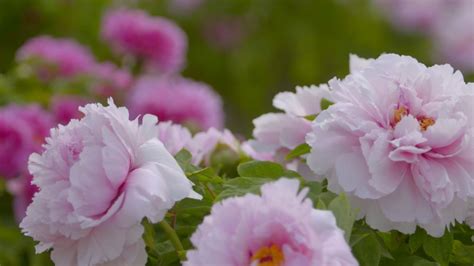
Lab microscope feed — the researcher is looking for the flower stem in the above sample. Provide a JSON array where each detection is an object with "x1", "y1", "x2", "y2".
[{"x1": 159, "y1": 220, "x2": 186, "y2": 261}]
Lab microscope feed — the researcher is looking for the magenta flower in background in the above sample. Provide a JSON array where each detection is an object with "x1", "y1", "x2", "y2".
[
  {"x1": 128, "y1": 76, "x2": 224, "y2": 130},
  {"x1": 7, "y1": 174, "x2": 38, "y2": 222},
  {"x1": 185, "y1": 178, "x2": 358, "y2": 266},
  {"x1": 433, "y1": 0, "x2": 474, "y2": 73},
  {"x1": 0, "y1": 104, "x2": 52, "y2": 179},
  {"x1": 187, "y1": 128, "x2": 240, "y2": 166},
  {"x1": 102, "y1": 9, "x2": 187, "y2": 73},
  {"x1": 203, "y1": 17, "x2": 245, "y2": 51},
  {"x1": 89, "y1": 62, "x2": 133, "y2": 97},
  {"x1": 16, "y1": 36, "x2": 95, "y2": 80},
  {"x1": 306, "y1": 54, "x2": 474, "y2": 236},
  {"x1": 245, "y1": 85, "x2": 330, "y2": 180},
  {"x1": 21, "y1": 99, "x2": 201, "y2": 265},
  {"x1": 157, "y1": 121, "x2": 193, "y2": 155},
  {"x1": 50, "y1": 95, "x2": 90, "y2": 125}
]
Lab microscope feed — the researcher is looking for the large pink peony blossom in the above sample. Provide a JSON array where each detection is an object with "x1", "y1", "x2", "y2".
[
  {"x1": 0, "y1": 104, "x2": 52, "y2": 179},
  {"x1": 306, "y1": 54, "x2": 474, "y2": 236},
  {"x1": 101, "y1": 8, "x2": 187, "y2": 73},
  {"x1": 50, "y1": 95, "x2": 90, "y2": 125},
  {"x1": 128, "y1": 76, "x2": 224, "y2": 130},
  {"x1": 16, "y1": 36, "x2": 95, "y2": 79},
  {"x1": 245, "y1": 85, "x2": 330, "y2": 180},
  {"x1": 185, "y1": 178, "x2": 358, "y2": 266},
  {"x1": 21, "y1": 99, "x2": 201, "y2": 266},
  {"x1": 433, "y1": 0, "x2": 474, "y2": 73}
]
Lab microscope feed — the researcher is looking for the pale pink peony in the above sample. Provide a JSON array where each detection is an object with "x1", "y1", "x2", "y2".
[
  {"x1": 433, "y1": 0, "x2": 474, "y2": 73},
  {"x1": 246, "y1": 85, "x2": 330, "y2": 180},
  {"x1": 89, "y1": 62, "x2": 133, "y2": 97},
  {"x1": 306, "y1": 54, "x2": 474, "y2": 236},
  {"x1": 0, "y1": 104, "x2": 52, "y2": 178},
  {"x1": 128, "y1": 76, "x2": 224, "y2": 130},
  {"x1": 187, "y1": 128, "x2": 240, "y2": 166},
  {"x1": 101, "y1": 8, "x2": 187, "y2": 73},
  {"x1": 185, "y1": 178, "x2": 358, "y2": 266},
  {"x1": 50, "y1": 95, "x2": 90, "y2": 125},
  {"x1": 16, "y1": 36, "x2": 95, "y2": 79},
  {"x1": 374, "y1": 0, "x2": 451, "y2": 32},
  {"x1": 157, "y1": 121, "x2": 193, "y2": 155},
  {"x1": 7, "y1": 174, "x2": 38, "y2": 222},
  {"x1": 21, "y1": 99, "x2": 201, "y2": 266}
]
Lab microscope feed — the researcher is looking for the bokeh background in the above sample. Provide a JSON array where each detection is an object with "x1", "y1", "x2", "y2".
[{"x1": 0, "y1": 0, "x2": 472, "y2": 265}]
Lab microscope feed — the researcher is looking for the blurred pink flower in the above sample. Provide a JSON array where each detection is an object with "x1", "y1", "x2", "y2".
[
  {"x1": 0, "y1": 104, "x2": 52, "y2": 179},
  {"x1": 128, "y1": 76, "x2": 224, "y2": 130},
  {"x1": 50, "y1": 95, "x2": 90, "y2": 125},
  {"x1": 187, "y1": 128, "x2": 240, "y2": 166},
  {"x1": 7, "y1": 174, "x2": 38, "y2": 222},
  {"x1": 246, "y1": 85, "x2": 330, "y2": 180},
  {"x1": 433, "y1": 0, "x2": 474, "y2": 72},
  {"x1": 21, "y1": 99, "x2": 200, "y2": 265},
  {"x1": 102, "y1": 9, "x2": 187, "y2": 73},
  {"x1": 89, "y1": 62, "x2": 133, "y2": 97},
  {"x1": 185, "y1": 178, "x2": 358, "y2": 266},
  {"x1": 169, "y1": 0, "x2": 204, "y2": 15},
  {"x1": 16, "y1": 36, "x2": 95, "y2": 80},
  {"x1": 306, "y1": 54, "x2": 474, "y2": 236},
  {"x1": 157, "y1": 121, "x2": 192, "y2": 155},
  {"x1": 203, "y1": 17, "x2": 245, "y2": 51}
]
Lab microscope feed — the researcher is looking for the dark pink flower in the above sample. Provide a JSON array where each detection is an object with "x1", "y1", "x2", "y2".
[
  {"x1": 89, "y1": 62, "x2": 133, "y2": 97},
  {"x1": 50, "y1": 95, "x2": 90, "y2": 125}
]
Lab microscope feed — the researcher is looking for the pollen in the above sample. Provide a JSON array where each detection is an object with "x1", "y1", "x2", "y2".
[
  {"x1": 418, "y1": 117, "x2": 435, "y2": 131},
  {"x1": 250, "y1": 244, "x2": 284, "y2": 266},
  {"x1": 393, "y1": 106, "x2": 408, "y2": 124}
]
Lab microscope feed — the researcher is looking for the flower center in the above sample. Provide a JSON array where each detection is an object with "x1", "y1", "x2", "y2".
[
  {"x1": 250, "y1": 244, "x2": 284, "y2": 266},
  {"x1": 392, "y1": 106, "x2": 435, "y2": 131}
]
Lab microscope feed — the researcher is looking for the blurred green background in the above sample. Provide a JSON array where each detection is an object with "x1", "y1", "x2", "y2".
[{"x1": 0, "y1": 0, "x2": 448, "y2": 136}]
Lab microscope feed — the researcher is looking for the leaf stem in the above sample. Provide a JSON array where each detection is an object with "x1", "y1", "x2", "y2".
[{"x1": 159, "y1": 220, "x2": 186, "y2": 261}]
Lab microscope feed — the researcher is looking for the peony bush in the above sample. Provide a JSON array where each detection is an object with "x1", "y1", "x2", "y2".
[{"x1": 0, "y1": 5, "x2": 473, "y2": 266}]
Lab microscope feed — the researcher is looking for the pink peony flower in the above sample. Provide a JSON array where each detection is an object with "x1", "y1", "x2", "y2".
[
  {"x1": 16, "y1": 36, "x2": 95, "y2": 80},
  {"x1": 306, "y1": 54, "x2": 474, "y2": 236},
  {"x1": 373, "y1": 0, "x2": 451, "y2": 32},
  {"x1": 157, "y1": 121, "x2": 193, "y2": 155},
  {"x1": 101, "y1": 8, "x2": 187, "y2": 73},
  {"x1": 21, "y1": 99, "x2": 201, "y2": 265},
  {"x1": 50, "y1": 95, "x2": 90, "y2": 125},
  {"x1": 0, "y1": 104, "x2": 52, "y2": 178},
  {"x1": 246, "y1": 85, "x2": 330, "y2": 180},
  {"x1": 128, "y1": 76, "x2": 224, "y2": 130},
  {"x1": 187, "y1": 128, "x2": 240, "y2": 166},
  {"x1": 433, "y1": 0, "x2": 474, "y2": 73},
  {"x1": 89, "y1": 62, "x2": 133, "y2": 97},
  {"x1": 7, "y1": 174, "x2": 38, "y2": 222},
  {"x1": 185, "y1": 178, "x2": 358, "y2": 266}
]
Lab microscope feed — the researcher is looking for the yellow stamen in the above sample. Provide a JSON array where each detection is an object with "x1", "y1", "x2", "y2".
[
  {"x1": 419, "y1": 117, "x2": 435, "y2": 131},
  {"x1": 250, "y1": 244, "x2": 284, "y2": 266},
  {"x1": 393, "y1": 106, "x2": 408, "y2": 124}
]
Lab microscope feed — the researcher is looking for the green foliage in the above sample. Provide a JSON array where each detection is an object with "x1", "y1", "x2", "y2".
[{"x1": 285, "y1": 143, "x2": 311, "y2": 161}]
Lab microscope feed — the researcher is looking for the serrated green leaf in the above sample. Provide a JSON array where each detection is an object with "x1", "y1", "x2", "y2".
[
  {"x1": 237, "y1": 161, "x2": 286, "y2": 179},
  {"x1": 423, "y1": 231, "x2": 453, "y2": 266},
  {"x1": 328, "y1": 193, "x2": 356, "y2": 242},
  {"x1": 409, "y1": 228, "x2": 427, "y2": 254},
  {"x1": 451, "y1": 240, "x2": 474, "y2": 265},
  {"x1": 215, "y1": 176, "x2": 274, "y2": 201},
  {"x1": 285, "y1": 143, "x2": 311, "y2": 161},
  {"x1": 353, "y1": 233, "x2": 381, "y2": 266}
]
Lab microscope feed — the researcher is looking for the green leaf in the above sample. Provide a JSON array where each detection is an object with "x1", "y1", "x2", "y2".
[
  {"x1": 451, "y1": 240, "x2": 474, "y2": 265},
  {"x1": 215, "y1": 176, "x2": 274, "y2": 201},
  {"x1": 320, "y1": 98, "x2": 334, "y2": 111},
  {"x1": 285, "y1": 143, "x2": 311, "y2": 161},
  {"x1": 328, "y1": 193, "x2": 356, "y2": 242},
  {"x1": 353, "y1": 233, "x2": 381, "y2": 266},
  {"x1": 409, "y1": 228, "x2": 427, "y2": 254},
  {"x1": 381, "y1": 256, "x2": 438, "y2": 266},
  {"x1": 175, "y1": 149, "x2": 197, "y2": 173},
  {"x1": 237, "y1": 161, "x2": 287, "y2": 179},
  {"x1": 422, "y1": 231, "x2": 453, "y2": 266}
]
